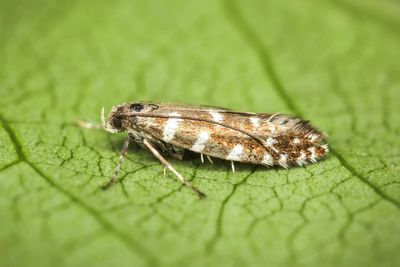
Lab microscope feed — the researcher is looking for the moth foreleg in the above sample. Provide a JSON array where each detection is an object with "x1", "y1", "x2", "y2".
[
  {"x1": 143, "y1": 139, "x2": 206, "y2": 198},
  {"x1": 231, "y1": 161, "x2": 235, "y2": 173},
  {"x1": 101, "y1": 135, "x2": 131, "y2": 190}
]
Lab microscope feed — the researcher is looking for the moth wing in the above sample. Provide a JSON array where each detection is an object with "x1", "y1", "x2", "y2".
[{"x1": 197, "y1": 104, "x2": 232, "y2": 111}]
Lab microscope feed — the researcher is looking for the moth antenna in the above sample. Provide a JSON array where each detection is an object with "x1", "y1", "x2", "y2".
[
  {"x1": 76, "y1": 119, "x2": 101, "y2": 129},
  {"x1": 101, "y1": 107, "x2": 107, "y2": 129}
]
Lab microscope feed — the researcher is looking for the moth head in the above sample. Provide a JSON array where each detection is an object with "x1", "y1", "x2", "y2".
[{"x1": 101, "y1": 102, "x2": 159, "y2": 133}]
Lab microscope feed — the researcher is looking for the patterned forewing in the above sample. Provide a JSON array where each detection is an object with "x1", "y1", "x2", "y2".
[
  {"x1": 135, "y1": 107, "x2": 328, "y2": 167},
  {"x1": 137, "y1": 116, "x2": 268, "y2": 164}
]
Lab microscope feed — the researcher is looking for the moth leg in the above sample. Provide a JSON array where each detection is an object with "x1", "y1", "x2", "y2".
[
  {"x1": 143, "y1": 139, "x2": 206, "y2": 198},
  {"x1": 101, "y1": 135, "x2": 131, "y2": 190},
  {"x1": 206, "y1": 155, "x2": 213, "y2": 164},
  {"x1": 163, "y1": 167, "x2": 166, "y2": 177},
  {"x1": 200, "y1": 153, "x2": 204, "y2": 164},
  {"x1": 231, "y1": 161, "x2": 236, "y2": 173},
  {"x1": 76, "y1": 119, "x2": 101, "y2": 129}
]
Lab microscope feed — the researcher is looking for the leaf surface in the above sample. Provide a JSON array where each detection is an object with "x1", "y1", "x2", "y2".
[{"x1": 1, "y1": 0, "x2": 399, "y2": 266}]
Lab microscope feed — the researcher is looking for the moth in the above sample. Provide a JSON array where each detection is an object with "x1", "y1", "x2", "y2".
[{"x1": 91, "y1": 102, "x2": 328, "y2": 197}]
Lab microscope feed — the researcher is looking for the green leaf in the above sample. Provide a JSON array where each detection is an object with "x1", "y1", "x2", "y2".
[{"x1": 1, "y1": 0, "x2": 399, "y2": 266}]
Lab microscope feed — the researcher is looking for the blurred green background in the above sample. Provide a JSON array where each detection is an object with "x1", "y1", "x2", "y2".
[{"x1": 1, "y1": 0, "x2": 399, "y2": 266}]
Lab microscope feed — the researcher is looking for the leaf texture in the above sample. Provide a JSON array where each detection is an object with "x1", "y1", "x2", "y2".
[{"x1": 0, "y1": 0, "x2": 399, "y2": 266}]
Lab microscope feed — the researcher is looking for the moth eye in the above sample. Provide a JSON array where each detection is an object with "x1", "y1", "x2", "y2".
[
  {"x1": 111, "y1": 117, "x2": 122, "y2": 128},
  {"x1": 130, "y1": 103, "x2": 144, "y2": 112}
]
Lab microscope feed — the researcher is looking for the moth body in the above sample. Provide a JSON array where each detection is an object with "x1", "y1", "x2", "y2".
[
  {"x1": 103, "y1": 102, "x2": 328, "y2": 168},
  {"x1": 100, "y1": 102, "x2": 329, "y2": 196}
]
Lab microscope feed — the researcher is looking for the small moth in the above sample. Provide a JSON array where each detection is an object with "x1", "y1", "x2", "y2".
[{"x1": 97, "y1": 102, "x2": 328, "y2": 197}]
